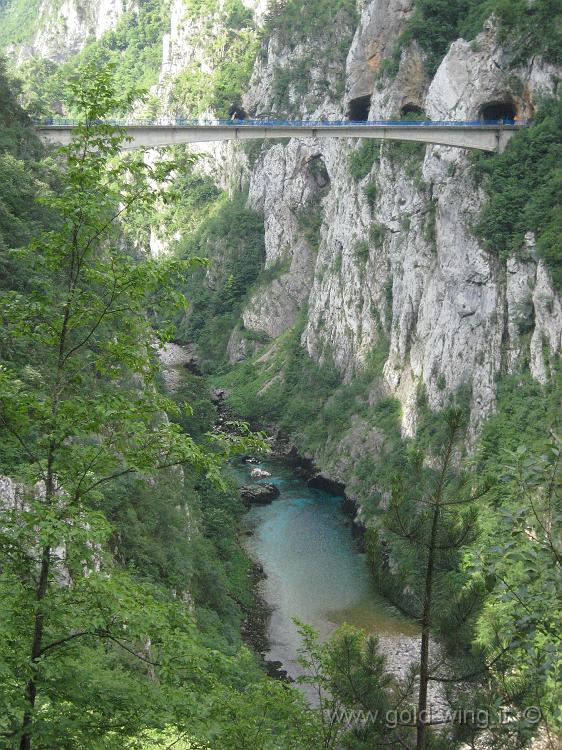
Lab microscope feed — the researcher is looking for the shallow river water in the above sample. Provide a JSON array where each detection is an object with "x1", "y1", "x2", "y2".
[{"x1": 236, "y1": 459, "x2": 419, "y2": 684}]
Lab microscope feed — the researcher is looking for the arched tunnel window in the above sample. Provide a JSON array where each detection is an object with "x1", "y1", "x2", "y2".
[
  {"x1": 307, "y1": 154, "x2": 330, "y2": 190},
  {"x1": 400, "y1": 104, "x2": 426, "y2": 120},
  {"x1": 229, "y1": 104, "x2": 247, "y2": 120},
  {"x1": 479, "y1": 101, "x2": 517, "y2": 122},
  {"x1": 348, "y1": 95, "x2": 371, "y2": 122}
]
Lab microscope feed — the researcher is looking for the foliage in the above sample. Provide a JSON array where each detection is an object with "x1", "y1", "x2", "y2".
[
  {"x1": 170, "y1": 0, "x2": 258, "y2": 117},
  {"x1": 3, "y1": 0, "x2": 170, "y2": 116},
  {"x1": 472, "y1": 438, "x2": 562, "y2": 737},
  {"x1": 174, "y1": 191, "x2": 266, "y2": 371},
  {"x1": 0, "y1": 64, "x2": 285, "y2": 750},
  {"x1": 354, "y1": 239, "x2": 370, "y2": 263},
  {"x1": 294, "y1": 620, "x2": 394, "y2": 749},
  {"x1": 297, "y1": 204, "x2": 324, "y2": 250},
  {"x1": 263, "y1": 0, "x2": 356, "y2": 47},
  {"x1": 348, "y1": 139, "x2": 380, "y2": 181},
  {"x1": 217, "y1": 319, "x2": 397, "y2": 466},
  {"x1": 385, "y1": 411, "x2": 492, "y2": 749},
  {"x1": 387, "y1": 0, "x2": 562, "y2": 78},
  {"x1": 364, "y1": 181, "x2": 378, "y2": 207},
  {"x1": 383, "y1": 113, "x2": 428, "y2": 175},
  {"x1": 473, "y1": 98, "x2": 562, "y2": 290},
  {"x1": 0, "y1": 0, "x2": 43, "y2": 47},
  {"x1": 0, "y1": 60, "x2": 56, "y2": 271}
]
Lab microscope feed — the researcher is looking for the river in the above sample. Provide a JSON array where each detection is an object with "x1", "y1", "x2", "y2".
[{"x1": 236, "y1": 458, "x2": 420, "y2": 687}]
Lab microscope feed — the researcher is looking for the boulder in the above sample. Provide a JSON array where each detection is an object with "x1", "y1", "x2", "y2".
[
  {"x1": 239, "y1": 483, "x2": 280, "y2": 505},
  {"x1": 251, "y1": 467, "x2": 272, "y2": 478}
]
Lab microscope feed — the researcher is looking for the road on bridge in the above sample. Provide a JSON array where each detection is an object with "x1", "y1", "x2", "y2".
[{"x1": 35, "y1": 118, "x2": 524, "y2": 153}]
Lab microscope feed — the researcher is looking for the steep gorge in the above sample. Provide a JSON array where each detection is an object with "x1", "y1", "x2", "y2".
[
  {"x1": 0, "y1": 0, "x2": 561, "y2": 746},
  {"x1": 5, "y1": 0, "x2": 559, "y2": 641}
]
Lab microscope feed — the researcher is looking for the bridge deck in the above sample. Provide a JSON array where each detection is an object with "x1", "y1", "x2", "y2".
[{"x1": 35, "y1": 119, "x2": 524, "y2": 153}]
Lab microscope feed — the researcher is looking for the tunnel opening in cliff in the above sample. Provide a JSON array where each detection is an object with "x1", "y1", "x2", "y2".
[
  {"x1": 479, "y1": 101, "x2": 517, "y2": 122},
  {"x1": 399, "y1": 104, "x2": 427, "y2": 119},
  {"x1": 229, "y1": 104, "x2": 247, "y2": 120},
  {"x1": 348, "y1": 95, "x2": 371, "y2": 121},
  {"x1": 307, "y1": 154, "x2": 330, "y2": 191}
]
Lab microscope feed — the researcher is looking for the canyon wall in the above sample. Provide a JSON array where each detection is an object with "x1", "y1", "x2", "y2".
[
  {"x1": 232, "y1": 0, "x2": 561, "y2": 441},
  {"x1": 5, "y1": 0, "x2": 560, "y2": 493}
]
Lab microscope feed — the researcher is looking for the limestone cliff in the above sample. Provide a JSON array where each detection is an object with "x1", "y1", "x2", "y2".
[
  {"x1": 6, "y1": 0, "x2": 137, "y2": 63},
  {"x1": 133, "y1": 0, "x2": 561, "y2": 494},
  {"x1": 233, "y1": 2, "x2": 561, "y2": 443}
]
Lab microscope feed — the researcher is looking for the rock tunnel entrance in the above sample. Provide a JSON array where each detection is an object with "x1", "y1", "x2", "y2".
[
  {"x1": 479, "y1": 101, "x2": 517, "y2": 122},
  {"x1": 348, "y1": 95, "x2": 371, "y2": 121},
  {"x1": 400, "y1": 104, "x2": 426, "y2": 119},
  {"x1": 229, "y1": 104, "x2": 247, "y2": 120},
  {"x1": 307, "y1": 154, "x2": 330, "y2": 191}
]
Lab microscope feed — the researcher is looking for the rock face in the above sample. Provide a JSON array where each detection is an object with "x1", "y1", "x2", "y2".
[
  {"x1": 243, "y1": 3, "x2": 355, "y2": 119},
  {"x1": 346, "y1": 0, "x2": 416, "y2": 102},
  {"x1": 158, "y1": 342, "x2": 199, "y2": 391},
  {"x1": 8, "y1": 0, "x2": 136, "y2": 63},
  {"x1": 233, "y1": 6, "x2": 561, "y2": 443}
]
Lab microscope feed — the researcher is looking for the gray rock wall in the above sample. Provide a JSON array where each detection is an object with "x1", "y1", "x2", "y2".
[
  {"x1": 9, "y1": 0, "x2": 136, "y2": 63},
  {"x1": 234, "y1": 2, "x2": 561, "y2": 439}
]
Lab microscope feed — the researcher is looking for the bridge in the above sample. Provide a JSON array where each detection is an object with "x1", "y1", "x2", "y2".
[{"x1": 35, "y1": 119, "x2": 524, "y2": 153}]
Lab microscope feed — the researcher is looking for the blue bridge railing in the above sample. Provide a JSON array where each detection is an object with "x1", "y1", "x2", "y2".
[{"x1": 35, "y1": 117, "x2": 525, "y2": 128}]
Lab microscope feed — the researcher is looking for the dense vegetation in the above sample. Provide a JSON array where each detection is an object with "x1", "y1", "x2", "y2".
[
  {"x1": 170, "y1": 0, "x2": 259, "y2": 117},
  {"x1": 0, "y1": 62, "x2": 321, "y2": 750},
  {"x1": 0, "y1": 0, "x2": 43, "y2": 48},
  {"x1": 0, "y1": 0, "x2": 170, "y2": 115},
  {"x1": 473, "y1": 97, "x2": 562, "y2": 290},
  {"x1": 0, "y1": 0, "x2": 259, "y2": 119},
  {"x1": 173, "y1": 187, "x2": 267, "y2": 371},
  {"x1": 0, "y1": 0, "x2": 560, "y2": 746},
  {"x1": 383, "y1": 0, "x2": 562, "y2": 77}
]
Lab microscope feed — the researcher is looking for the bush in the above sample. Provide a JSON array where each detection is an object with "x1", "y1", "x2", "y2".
[
  {"x1": 354, "y1": 239, "x2": 370, "y2": 263},
  {"x1": 177, "y1": 192, "x2": 266, "y2": 371},
  {"x1": 349, "y1": 140, "x2": 380, "y2": 181},
  {"x1": 297, "y1": 205, "x2": 324, "y2": 250},
  {"x1": 364, "y1": 181, "x2": 378, "y2": 206},
  {"x1": 474, "y1": 98, "x2": 562, "y2": 290}
]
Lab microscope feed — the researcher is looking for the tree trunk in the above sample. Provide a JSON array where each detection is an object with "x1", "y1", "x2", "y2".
[
  {"x1": 19, "y1": 545, "x2": 51, "y2": 750},
  {"x1": 19, "y1": 268, "x2": 70, "y2": 748},
  {"x1": 416, "y1": 502, "x2": 440, "y2": 750},
  {"x1": 19, "y1": 461, "x2": 56, "y2": 750}
]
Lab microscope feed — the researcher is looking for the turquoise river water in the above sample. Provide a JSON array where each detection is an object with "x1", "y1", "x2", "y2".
[{"x1": 236, "y1": 459, "x2": 418, "y2": 683}]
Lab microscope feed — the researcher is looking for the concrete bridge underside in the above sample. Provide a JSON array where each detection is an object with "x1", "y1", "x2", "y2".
[{"x1": 36, "y1": 124, "x2": 518, "y2": 152}]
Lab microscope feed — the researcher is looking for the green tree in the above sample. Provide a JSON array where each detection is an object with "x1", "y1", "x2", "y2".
[
  {"x1": 474, "y1": 436, "x2": 562, "y2": 743},
  {"x1": 474, "y1": 98, "x2": 562, "y2": 291},
  {"x1": 0, "y1": 62, "x2": 263, "y2": 749},
  {"x1": 385, "y1": 410, "x2": 490, "y2": 750},
  {"x1": 295, "y1": 620, "x2": 397, "y2": 749}
]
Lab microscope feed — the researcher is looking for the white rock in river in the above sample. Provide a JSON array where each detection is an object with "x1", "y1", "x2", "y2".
[{"x1": 251, "y1": 468, "x2": 272, "y2": 479}]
